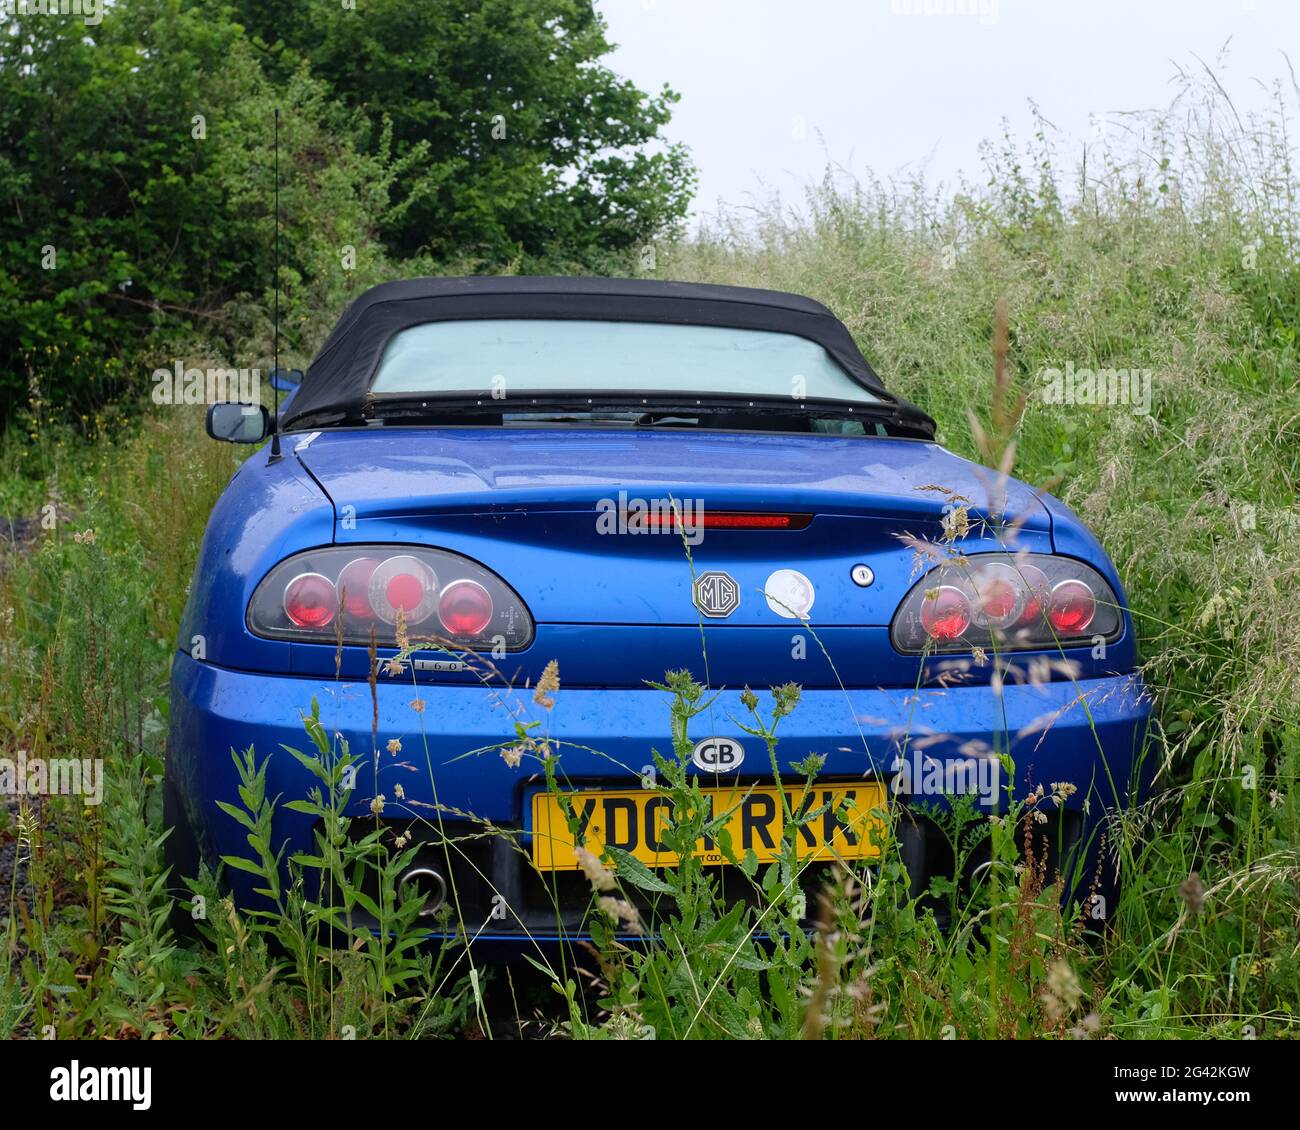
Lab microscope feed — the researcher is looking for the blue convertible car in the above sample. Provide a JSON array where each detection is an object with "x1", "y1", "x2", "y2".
[{"x1": 166, "y1": 277, "x2": 1153, "y2": 941}]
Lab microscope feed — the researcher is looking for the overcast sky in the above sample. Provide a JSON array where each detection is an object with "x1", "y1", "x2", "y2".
[{"x1": 597, "y1": 0, "x2": 1300, "y2": 223}]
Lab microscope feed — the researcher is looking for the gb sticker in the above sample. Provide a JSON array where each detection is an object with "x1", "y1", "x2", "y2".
[{"x1": 691, "y1": 737, "x2": 745, "y2": 773}]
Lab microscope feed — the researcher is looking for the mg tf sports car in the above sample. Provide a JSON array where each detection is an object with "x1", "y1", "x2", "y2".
[{"x1": 165, "y1": 277, "x2": 1154, "y2": 941}]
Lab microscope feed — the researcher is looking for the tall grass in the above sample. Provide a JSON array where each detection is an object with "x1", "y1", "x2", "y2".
[
  {"x1": 0, "y1": 66, "x2": 1297, "y2": 1038},
  {"x1": 662, "y1": 67, "x2": 1300, "y2": 1035}
]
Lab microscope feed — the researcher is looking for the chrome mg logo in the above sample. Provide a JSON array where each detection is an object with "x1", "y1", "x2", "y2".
[
  {"x1": 691, "y1": 736, "x2": 745, "y2": 772},
  {"x1": 693, "y1": 570, "x2": 740, "y2": 618}
]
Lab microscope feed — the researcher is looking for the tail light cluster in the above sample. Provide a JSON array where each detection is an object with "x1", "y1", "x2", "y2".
[
  {"x1": 891, "y1": 553, "x2": 1122, "y2": 654},
  {"x1": 248, "y1": 546, "x2": 534, "y2": 649}
]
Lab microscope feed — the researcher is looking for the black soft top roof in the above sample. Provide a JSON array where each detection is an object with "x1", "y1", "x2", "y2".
[{"x1": 281, "y1": 276, "x2": 934, "y2": 434}]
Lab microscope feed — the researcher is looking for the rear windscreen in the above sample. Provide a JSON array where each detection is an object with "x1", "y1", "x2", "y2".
[{"x1": 369, "y1": 319, "x2": 882, "y2": 404}]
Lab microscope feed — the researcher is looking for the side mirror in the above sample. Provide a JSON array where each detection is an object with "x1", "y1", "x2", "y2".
[
  {"x1": 206, "y1": 402, "x2": 270, "y2": 444},
  {"x1": 270, "y1": 368, "x2": 303, "y2": 391}
]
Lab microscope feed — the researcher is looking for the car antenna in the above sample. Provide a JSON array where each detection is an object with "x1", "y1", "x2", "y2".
[{"x1": 269, "y1": 106, "x2": 283, "y2": 463}]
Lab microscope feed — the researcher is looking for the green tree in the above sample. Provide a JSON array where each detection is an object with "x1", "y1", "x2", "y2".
[
  {"x1": 226, "y1": 0, "x2": 696, "y2": 265},
  {"x1": 0, "y1": 0, "x2": 396, "y2": 427}
]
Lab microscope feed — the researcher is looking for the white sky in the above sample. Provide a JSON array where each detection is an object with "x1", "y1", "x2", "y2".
[{"x1": 597, "y1": 0, "x2": 1300, "y2": 223}]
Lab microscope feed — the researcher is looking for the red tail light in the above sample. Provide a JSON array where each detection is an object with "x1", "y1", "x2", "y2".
[
  {"x1": 283, "y1": 572, "x2": 337, "y2": 629},
  {"x1": 439, "y1": 580, "x2": 494, "y2": 636},
  {"x1": 1013, "y1": 563, "x2": 1051, "y2": 626},
  {"x1": 971, "y1": 562, "x2": 1023, "y2": 628},
  {"x1": 386, "y1": 573, "x2": 425, "y2": 612},
  {"x1": 367, "y1": 555, "x2": 438, "y2": 626},
  {"x1": 920, "y1": 585, "x2": 971, "y2": 641},
  {"x1": 892, "y1": 553, "x2": 1121, "y2": 654},
  {"x1": 249, "y1": 546, "x2": 534, "y2": 650},
  {"x1": 1047, "y1": 579, "x2": 1096, "y2": 634},
  {"x1": 337, "y1": 557, "x2": 379, "y2": 620}
]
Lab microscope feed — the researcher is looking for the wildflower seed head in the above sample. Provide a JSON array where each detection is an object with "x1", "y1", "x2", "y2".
[
  {"x1": 790, "y1": 753, "x2": 826, "y2": 777},
  {"x1": 1041, "y1": 960, "x2": 1083, "y2": 1024},
  {"x1": 533, "y1": 659, "x2": 560, "y2": 708},
  {"x1": 1179, "y1": 871, "x2": 1207, "y2": 914},
  {"x1": 576, "y1": 847, "x2": 616, "y2": 891},
  {"x1": 598, "y1": 895, "x2": 641, "y2": 932},
  {"x1": 941, "y1": 507, "x2": 970, "y2": 541},
  {"x1": 1069, "y1": 1012, "x2": 1102, "y2": 1040},
  {"x1": 772, "y1": 682, "x2": 802, "y2": 718}
]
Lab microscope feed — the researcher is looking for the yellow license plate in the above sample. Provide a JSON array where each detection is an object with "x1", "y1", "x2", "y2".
[{"x1": 531, "y1": 782, "x2": 888, "y2": 870}]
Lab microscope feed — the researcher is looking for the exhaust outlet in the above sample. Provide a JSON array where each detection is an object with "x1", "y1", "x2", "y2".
[{"x1": 399, "y1": 866, "x2": 447, "y2": 916}]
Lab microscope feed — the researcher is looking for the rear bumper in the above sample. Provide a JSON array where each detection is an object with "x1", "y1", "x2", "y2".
[{"x1": 168, "y1": 652, "x2": 1155, "y2": 940}]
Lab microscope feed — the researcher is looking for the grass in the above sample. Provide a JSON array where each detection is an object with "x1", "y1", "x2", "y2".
[{"x1": 1, "y1": 68, "x2": 1298, "y2": 1039}]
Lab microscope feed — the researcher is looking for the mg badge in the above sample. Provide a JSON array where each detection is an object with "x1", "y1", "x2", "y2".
[{"x1": 693, "y1": 570, "x2": 740, "y2": 618}]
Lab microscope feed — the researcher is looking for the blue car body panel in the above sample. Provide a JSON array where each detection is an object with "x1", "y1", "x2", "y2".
[
  {"x1": 170, "y1": 651, "x2": 1151, "y2": 941},
  {"x1": 170, "y1": 423, "x2": 1153, "y2": 941},
  {"x1": 168, "y1": 277, "x2": 1158, "y2": 944}
]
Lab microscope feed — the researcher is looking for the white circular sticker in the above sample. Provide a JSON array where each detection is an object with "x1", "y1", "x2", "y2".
[
  {"x1": 691, "y1": 737, "x2": 745, "y2": 773},
  {"x1": 765, "y1": 569, "x2": 815, "y2": 619}
]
